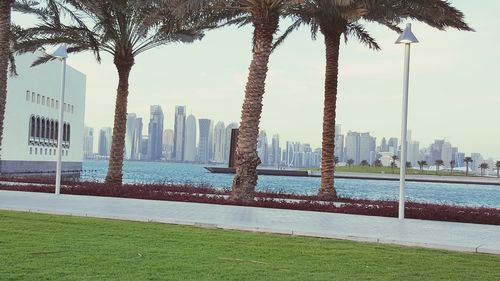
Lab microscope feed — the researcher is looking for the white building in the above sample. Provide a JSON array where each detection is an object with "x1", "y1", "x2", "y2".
[
  {"x1": 212, "y1": 121, "x2": 226, "y2": 163},
  {"x1": 1, "y1": 54, "x2": 86, "y2": 174},
  {"x1": 183, "y1": 114, "x2": 197, "y2": 162},
  {"x1": 83, "y1": 127, "x2": 93, "y2": 159}
]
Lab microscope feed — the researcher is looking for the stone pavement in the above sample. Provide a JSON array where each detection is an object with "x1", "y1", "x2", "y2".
[{"x1": 1, "y1": 190, "x2": 499, "y2": 255}]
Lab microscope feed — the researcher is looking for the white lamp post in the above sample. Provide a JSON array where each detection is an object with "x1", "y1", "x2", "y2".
[
  {"x1": 395, "y1": 24, "x2": 418, "y2": 220},
  {"x1": 50, "y1": 45, "x2": 68, "y2": 195}
]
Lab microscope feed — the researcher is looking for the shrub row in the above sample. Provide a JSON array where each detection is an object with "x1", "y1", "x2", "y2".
[{"x1": 0, "y1": 179, "x2": 498, "y2": 225}]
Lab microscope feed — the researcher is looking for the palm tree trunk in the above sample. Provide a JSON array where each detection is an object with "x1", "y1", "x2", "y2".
[
  {"x1": 230, "y1": 13, "x2": 278, "y2": 202},
  {"x1": 466, "y1": 163, "x2": 469, "y2": 176},
  {"x1": 497, "y1": 168, "x2": 499, "y2": 178},
  {"x1": 105, "y1": 56, "x2": 134, "y2": 185},
  {"x1": 0, "y1": 1, "x2": 12, "y2": 163},
  {"x1": 318, "y1": 30, "x2": 342, "y2": 200}
]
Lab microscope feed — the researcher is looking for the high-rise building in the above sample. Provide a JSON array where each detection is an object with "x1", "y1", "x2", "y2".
[
  {"x1": 271, "y1": 134, "x2": 281, "y2": 168},
  {"x1": 83, "y1": 127, "x2": 94, "y2": 159},
  {"x1": 133, "y1": 118, "x2": 143, "y2": 160},
  {"x1": 345, "y1": 131, "x2": 360, "y2": 164},
  {"x1": 183, "y1": 114, "x2": 197, "y2": 162},
  {"x1": 162, "y1": 129, "x2": 174, "y2": 160},
  {"x1": 198, "y1": 119, "x2": 213, "y2": 163},
  {"x1": 98, "y1": 127, "x2": 112, "y2": 157},
  {"x1": 213, "y1": 121, "x2": 226, "y2": 163},
  {"x1": 257, "y1": 130, "x2": 268, "y2": 166},
  {"x1": 359, "y1": 133, "x2": 374, "y2": 164},
  {"x1": 441, "y1": 141, "x2": 453, "y2": 166},
  {"x1": 173, "y1": 106, "x2": 186, "y2": 161},
  {"x1": 408, "y1": 141, "x2": 420, "y2": 166},
  {"x1": 147, "y1": 105, "x2": 164, "y2": 161},
  {"x1": 125, "y1": 113, "x2": 143, "y2": 160},
  {"x1": 224, "y1": 123, "x2": 239, "y2": 163},
  {"x1": 388, "y1": 137, "x2": 398, "y2": 155},
  {"x1": 380, "y1": 137, "x2": 388, "y2": 152}
]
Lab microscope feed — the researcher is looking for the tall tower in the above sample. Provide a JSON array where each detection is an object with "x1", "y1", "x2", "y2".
[
  {"x1": 183, "y1": 114, "x2": 197, "y2": 162},
  {"x1": 257, "y1": 130, "x2": 268, "y2": 166},
  {"x1": 213, "y1": 121, "x2": 226, "y2": 163},
  {"x1": 198, "y1": 119, "x2": 213, "y2": 163},
  {"x1": 173, "y1": 106, "x2": 186, "y2": 161},
  {"x1": 125, "y1": 113, "x2": 137, "y2": 160},
  {"x1": 345, "y1": 131, "x2": 360, "y2": 164},
  {"x1": 83, "y1": 127, "x2": 94, "y2": 159},
  {"x1": 147, "y1": 105, "x2": 164, "y2": 161},
  {"x1": 271, "y1": 134, "x2": 280, "y2": 168},
  {"x1": 132, "y1": 118, "x2": 143, "y2": 160},
  {"x1": 98, "y1": 127, "x2": 112, "y2": 157}
]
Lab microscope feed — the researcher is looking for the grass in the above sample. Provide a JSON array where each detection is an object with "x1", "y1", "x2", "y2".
[
  {"x1": 327, "y1": 165, "x2": 468, "y2": 176},
  {"x1": 1, "y1": 210, "x2": 499, "y2": 281}
]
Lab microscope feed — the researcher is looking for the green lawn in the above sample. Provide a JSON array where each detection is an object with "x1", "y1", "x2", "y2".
[
  {"x1": 330, "y1": 165, "x2": 468, "y2": 176},
  {"x1": 1, "y1": 210, "x2": 499, "y2": 281}
]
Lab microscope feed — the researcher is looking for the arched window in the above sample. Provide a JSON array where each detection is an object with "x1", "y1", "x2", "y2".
[
  {"x1": 45, "y1": 119, "x2": 50, "y2": 139},
  {"x1": 35, "y1": 117, "x2": 41, "y2": 139},
  {"x1": 55, "y1": 121, "x2": 58, "y2": 141},
  {"x1": 67, "y1": 124, "x2": 71, "y2": 146},
  {"x1": 63, "y1": 123, "x2": 67, "y2": 143},
  {"x1": 41, "y1": 118, "x2": 46, "y2": 143},
  {"x1": 30, "y1": 116, "x2": 35, "y2": 139}
]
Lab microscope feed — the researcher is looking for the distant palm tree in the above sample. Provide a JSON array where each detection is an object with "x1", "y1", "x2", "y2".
[
  {"x1": 16, "y1": 0, "x2": 206, "y2": 185},
  {"x1": 373, "y1": 159, "x2": 382, "y2": 167},
  {"x1": 464, "y1": 157, "x2": 473, "y2": 176},
  {"x1": 334, "y1": 156, "x2": 339, "y2": 164},
  {"x1": 435, "y1": 160, "x2": 444, "y2": 175},
  {"x1": 479, "y1": 163, "x2": 489, "y2": 176},
  {"x1": 360, "y1": 160, "x2": 369, "y2": 167},
  {"x1": 449, "y1": 160, "x2": 456, "y2": 176},
  {"x1": 347, "y1": 159, "x2": 354, "y2": 167},
  {"x1": 390, "y1": 155, "x2": 398, "y2": 174},
  {"x1": 417, "y1": 160, "x2": 428, "y2": 174},
  {"x1": 496, "y1": 161, "x2": 500, "y2": 178}
]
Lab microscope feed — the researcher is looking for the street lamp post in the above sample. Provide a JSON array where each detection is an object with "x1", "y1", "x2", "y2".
[
  {"x1": 50, "y1": 45, "x2": 68, "y2": 195},
  {"x1": 395, "y1": 24, "x2": 418, "y2": 220}
]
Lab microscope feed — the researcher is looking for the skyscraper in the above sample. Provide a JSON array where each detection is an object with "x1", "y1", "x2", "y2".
[
  {"x1": 198, "y1": 119, "x2": 213, "y2": 163},
  {"x1": 224, "y1": 123, "x2": 239, "y2": 163},
  {"x1": 183, "y1": 114, "x2": 197, "y2": 162},
  {"x1": 359, "y1": 133, "x2": 375, "y2": 164},
  {"x1": 147, "y1": 105, "x2": 164, "y2": 161},
  {"x1": 133, "y1": 118, "x2": 143, "y2": 160},
  {"x1": 441, "y1": 141, "x2": 453, "y2": 166},
  {"x1": 83, "y1": 127, "x2": 94, "y2": 159},
  {"x1": 98, "y1": 127, "x2": 112, "y2": 157},
  {"x1": 125, "y1": 113, "x2": 143, "y2": 160},
  {"x1": 345, "y1": 131, "x2": 360, "y2": 164},
  {"x1": 162, "y1": 129, "x2": 174, "y2": 160},
  {"x1": 334, "y1": 125, "x2": 344, "y2": 162},
  {"x1": 213, "y1": 121, "x2": 226, "y2": 163},
  {"x1": 388, "y1": 137, "x2": 398, "y2": 155},
  {"x1": 257, "y1": 130, "x2": 268, "y2": 166},
  {"x1": 173, "y1": 106, "x2": 186, "y2": 161},
  {"x1": 271, "y1": 134, "x2": 280, "y2": 168}
]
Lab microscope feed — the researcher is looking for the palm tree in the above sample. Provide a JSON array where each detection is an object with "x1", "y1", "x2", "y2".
[
  {"x1": 464, "y1": 157, "x2": 473, "y2": 176},
  {"x1": 0, "y1": 0, "x2": 39, "y2": 160},
  {"x1": 277, "y1": 0, "x2": 471, "y2": 200},
  {"x1": 449, "y1": 160, "x2": 456, "y2": 176},
  {"x1": 15, "y1": 0, "x2": 206, "y2": 184},
  {"x1": 184, "y1": 0, "x2": 304, "y2": 202},
  {"x1": 479, "y1": 163, "x2": 489, "y2": 176},
  {"x1": 417, "y1": 160, "x2": 428, "y2": 174},
  {"x1": 346, "y1": 159, "x2": 354, "y2": 167},
  {"x1": 360, "y1": 160, "x2": 369, "y2": 167},
  {"x1": 373, "y1": 159, "x2": 382, "y2": 167},
  {"x1": 0, "y1": 0, "x2": 13, "y2": 160},
  {"x1": 496, "y1": 161, "x2": 500, "y2": 178},
  {"x1": 435, "y1": 160, "x2": 444, "y2": 175}
]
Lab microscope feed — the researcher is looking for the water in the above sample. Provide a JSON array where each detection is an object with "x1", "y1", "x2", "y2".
[{"x1": 82, "y1": 160, "x2": 500, "y2": 208}]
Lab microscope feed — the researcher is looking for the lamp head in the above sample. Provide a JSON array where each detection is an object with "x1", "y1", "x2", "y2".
[{"x1": 395, "y1": 23, "x2": 419, "y2": 44}]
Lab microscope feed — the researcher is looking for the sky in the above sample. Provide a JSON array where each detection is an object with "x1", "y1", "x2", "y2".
[{"x1": 11, "y1": 1, "x2": 500, "y2": 159}]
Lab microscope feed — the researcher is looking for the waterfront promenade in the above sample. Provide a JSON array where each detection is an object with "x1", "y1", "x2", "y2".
[{"x1": 1, "y1": 190, "x2": 498, "y2": 255}]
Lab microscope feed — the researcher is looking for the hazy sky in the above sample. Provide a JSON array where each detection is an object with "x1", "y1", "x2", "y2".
[{"x1": 12, "y1": 1, "x2": 500, "y2": 159}]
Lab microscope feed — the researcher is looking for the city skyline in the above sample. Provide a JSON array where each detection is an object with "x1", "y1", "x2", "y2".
[
  {"x1": 83, "y1": 104, "x2": 498, "y2": 171},
  {"x1": 12, "y1": 1, "x2": 500, "y2": 159}
]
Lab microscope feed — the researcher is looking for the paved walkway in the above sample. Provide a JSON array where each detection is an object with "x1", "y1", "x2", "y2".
[{"x1": 1, "y1": 190, "x2": 499, "y2": 255}]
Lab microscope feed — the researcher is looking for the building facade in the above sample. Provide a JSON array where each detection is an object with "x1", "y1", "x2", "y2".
[{"x1": 1, "y1": 54, "x2": 86, "y2": 174}]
